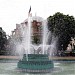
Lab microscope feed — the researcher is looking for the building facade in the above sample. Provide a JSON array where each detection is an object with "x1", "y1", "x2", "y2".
[{"x1": 11, "y1": 16, "x2": 44, "y2": 44}]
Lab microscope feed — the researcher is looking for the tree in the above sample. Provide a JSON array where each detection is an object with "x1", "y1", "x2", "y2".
[
  {"x1": 47, "y1": 12, "x2": 75, "y2": 50},
  {"x1": 0, "y1": 27, "x2": 7, "y2": 55}
]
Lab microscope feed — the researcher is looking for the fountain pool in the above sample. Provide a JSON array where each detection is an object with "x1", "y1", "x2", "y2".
[{"x1": 0, "y1": 60, "x2": 74, "y2": 75}]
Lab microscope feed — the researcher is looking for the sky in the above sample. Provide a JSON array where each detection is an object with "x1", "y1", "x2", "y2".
[{"x1": 0, "y1": 0, "x2": 75, "y2": 35}]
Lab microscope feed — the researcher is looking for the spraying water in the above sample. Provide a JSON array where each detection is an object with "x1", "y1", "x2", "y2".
[
  {"x1": 25, "y1": 16, "x2": 32, "y2": 61},
  {"x1": 27, "y1": 16, "x2": 32, "y2": 54},
  {"x1": 42, "y1": 20, "x2": 48, "y2": 54},
  {"x1": 9, "y1": 15, "x2": 57, "y2": 59}
]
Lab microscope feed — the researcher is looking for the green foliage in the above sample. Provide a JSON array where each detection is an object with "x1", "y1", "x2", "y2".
[
  {"x1": 0, "y1": 27, "x2": 7, "y2": 55},
  {"x1": 33, "y1": 35, "x2": 40, "y2": 44},
  {"x1": 47, "y1": 12, "x2": 75, "y2": 50}
]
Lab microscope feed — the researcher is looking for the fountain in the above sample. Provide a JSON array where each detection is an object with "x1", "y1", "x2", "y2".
[
  {"x1": 18, "y1": 54, "x2": 54, "y2": 72},
  {"x1": 11, "y1": 12, "x2": 57, "y2": 72}
]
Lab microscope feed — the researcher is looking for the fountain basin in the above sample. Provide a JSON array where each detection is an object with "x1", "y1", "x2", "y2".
[{"x1": 17, "y1": 54, "x2": 54, "y2": 73}]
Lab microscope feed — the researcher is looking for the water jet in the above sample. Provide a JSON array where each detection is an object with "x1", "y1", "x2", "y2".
[{"x1": 15, "y1": 13, "x2": 56, "y2": 72}]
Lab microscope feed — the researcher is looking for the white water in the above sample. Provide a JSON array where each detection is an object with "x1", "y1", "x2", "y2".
[
  {"x1": 9, "y1": 16, "x2": 57, "y2": 59},
  {"x1": 27, "y1": 16, "x2": 32, "y2": 54},
  {"x1": 42, "y1": 20, "x2": 48, "y2": 54}
]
